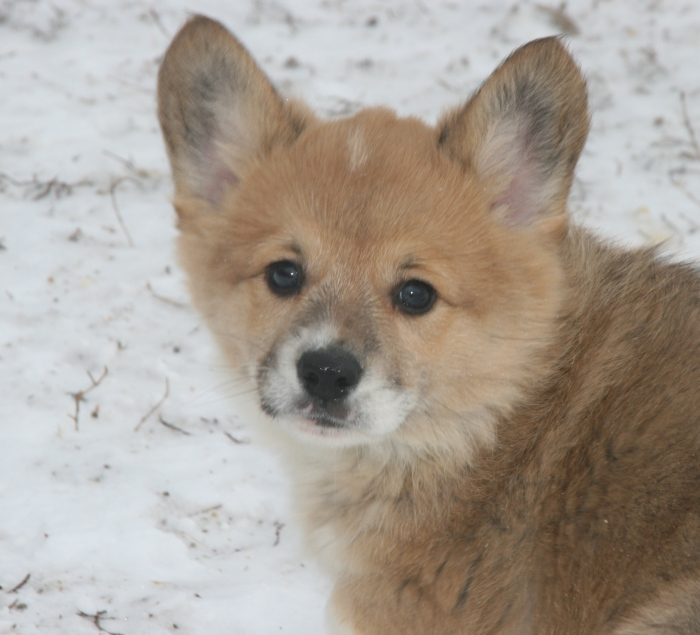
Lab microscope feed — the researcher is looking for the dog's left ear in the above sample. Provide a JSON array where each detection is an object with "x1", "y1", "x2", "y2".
[
  {"x1": 438, "y1": 37, "x2": 589, "y2": 232},
  {"x1": 157, "y1": 15, "x2": 309, "y2": 213}
]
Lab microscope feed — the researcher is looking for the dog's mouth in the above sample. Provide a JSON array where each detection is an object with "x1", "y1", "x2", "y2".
[
  {"x1": 259, "y1": 397, "x2": 374, "y2": 446},
  {"x1": 261, "y1": 398, "x2": 354, "y2": 430},
  {"x1": 299, "y1": 404, "x2": 353, "y2": 429}
]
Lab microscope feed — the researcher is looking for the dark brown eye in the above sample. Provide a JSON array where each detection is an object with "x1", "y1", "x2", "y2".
[
  {"x1": 266, "y1": 261, "x2": 303, "y2": 296},
  {"x1": 394, "y1": 279, "x2": 436, "y2": 315}
]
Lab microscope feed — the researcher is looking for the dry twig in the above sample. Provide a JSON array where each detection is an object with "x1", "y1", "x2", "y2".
[
  {"x1": 134, "y1": 378, "x2": 170, "y2": 431},
  {"x1": 158, "y1": 414, "x2": 191, "y2": 436},
  {"x1": 8, "y1": 573, "x2": 30, "y2": 594},
  {"x1": 680, "y1": 91, "x2": 700, "y2": 160},
  {"x1": 679, "y1": 211, "x2": 700, "y2": 234},
  {"x1": 0, "y1": 172, "x2": 92, "y2": 199},
  {"x1": 8, "y1": 598, "x2": 27, "y2": 610},
  {"x1": 146, "y1": 282, "x2": 187, "y2": 308},
  {"x1": 148, "y1": 8, "x2": 170, "y2": 38},
  {"x1": 77, "y1": 610, "x2": 124, "y2": 635},
  {"x1": 670, "y1": 176, "x2": 700, "y2": 209},
  {"x1": 103, "y1": 150, "x2": 153, "y2": 179},
  {"x1": 189, "y1": 504, "x2": 222, "y2": 517},
  {"x1": 108, "y1": 177, "x2": 136, "y2": 247},
  {"x1": 224, "y1": 430, "x2": 248, "y2": 444},
  {"x1": 273, "y1": 521, "x2": 285, "y2": 547},
  {"x1": 68, "y1": 367, "x2": 108, "y2": 431}
]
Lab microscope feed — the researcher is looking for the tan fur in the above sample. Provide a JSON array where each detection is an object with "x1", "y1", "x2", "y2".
[{"x1": 158, "y1": 16, "x2": 700, "y2": 634}]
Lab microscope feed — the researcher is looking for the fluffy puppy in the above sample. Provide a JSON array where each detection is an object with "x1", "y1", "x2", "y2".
[{"x1": 158, "y1": 16, "x2": 700, "y2": 634}]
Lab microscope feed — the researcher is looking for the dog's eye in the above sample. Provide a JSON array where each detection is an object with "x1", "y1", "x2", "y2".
[
  {"x1": 266, "y1": 260, "x2": 303, "y2": 296},
  {"x1": 394, "y1": 280, "x2": 436, "y2": 315}
]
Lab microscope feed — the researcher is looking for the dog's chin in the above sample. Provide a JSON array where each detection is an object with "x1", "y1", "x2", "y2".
[
  {"x1": 287, "y1": 416, "x2": 365, "y2": 445},
  {"x1": 263, "y1": 405, "x2": 379, "y2": 447}
]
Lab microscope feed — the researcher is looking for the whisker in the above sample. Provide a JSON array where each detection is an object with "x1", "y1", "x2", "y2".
[
  {"x1": 185, "y1": 387, "x2": 260, "y2": 410},
  {"x1": 208, "y1": 331, "x2": 267, "y2": 354}
]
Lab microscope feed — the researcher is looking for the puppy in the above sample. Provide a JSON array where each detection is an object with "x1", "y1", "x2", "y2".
[{"x1": 157, "y1": 16, "x2": 700, "y2": 634}]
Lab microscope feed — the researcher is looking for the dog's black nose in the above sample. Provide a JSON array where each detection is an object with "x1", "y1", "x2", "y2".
[{"x1": 297, "y1": 347, "x2": 363, "y2": 402}]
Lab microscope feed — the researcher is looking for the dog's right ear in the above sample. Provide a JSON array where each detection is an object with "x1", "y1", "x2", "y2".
[{"x1": 157, "y1": 15, "x2": 308, "y2": 214}]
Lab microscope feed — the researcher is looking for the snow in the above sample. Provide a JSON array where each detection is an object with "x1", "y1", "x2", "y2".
[{"x1": 1, "y1": 1, "x2": 699, "y2": 633}]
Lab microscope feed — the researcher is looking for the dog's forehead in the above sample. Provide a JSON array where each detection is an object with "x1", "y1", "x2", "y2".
[
  {"x1": 227, "y1": 108, "x2": 488, "y2": 281},
  {"x1": 274, "y1": 110, "x2": 476, "y2": 244},
  {"x1": 302, "y1": 108, "x2": 441, "y2": 176}
]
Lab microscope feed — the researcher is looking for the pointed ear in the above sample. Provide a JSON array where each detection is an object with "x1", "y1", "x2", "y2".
[
  {"x1": 157, "y1": 15, "x2": 309, "y2": 212},
  {"x1": 438, "y1": 37, "x2": 589, "y2": 231}
]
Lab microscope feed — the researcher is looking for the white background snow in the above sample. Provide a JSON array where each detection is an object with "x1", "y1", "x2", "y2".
[{"x1": 2, "y1": 0, "x2": 699, "y2": 633}]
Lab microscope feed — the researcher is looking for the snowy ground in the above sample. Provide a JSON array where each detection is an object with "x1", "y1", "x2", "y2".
[{"x1": 2, "y1": 1, "x2": 699, "y2": 633}]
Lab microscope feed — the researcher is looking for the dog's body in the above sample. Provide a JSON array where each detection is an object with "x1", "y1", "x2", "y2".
[{"x1": 157, "y1": 16, "x2": 700, "y2": 634}]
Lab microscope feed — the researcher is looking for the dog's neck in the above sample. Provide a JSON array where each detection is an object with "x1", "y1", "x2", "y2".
[{"x1": 274, "y1": 425, "x2": 490, "y2": 574}]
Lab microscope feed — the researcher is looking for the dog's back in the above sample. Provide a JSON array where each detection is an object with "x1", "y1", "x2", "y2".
[{"x1": 470, "y1": 231, "x2": 700, "y2": 634}]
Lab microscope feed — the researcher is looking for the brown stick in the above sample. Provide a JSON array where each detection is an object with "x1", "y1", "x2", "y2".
[
  {"x1": 9, "y1": 573, "x2": 30, "y2": 594},
  {"x1": 108, "y1": 177, "x2": 136, "y2": 247},
  {"x1": 134, "y1": 378, "x2": 170, "y2": 431},
  {"x1": 224, "y1": 431, "x2": 248, "y2": 444},
  {"x1": 77, "y1": 610, "x2": 124, "y2": 635},
  {"x1": 680, "y1": 91, "x2": 700, "y2": 159},
  {"x1": 158, "y1": 414, "x2": 191, "y2": 436},
  {"x1": 273, "y1": 521, "x2": 285, "y2": 547},
  {"x1": 68, "y1": 367, "x2": 108, "y2": 431},
  {"x1": 146, "y1": 282, "x2": 187, "y2": 308}
]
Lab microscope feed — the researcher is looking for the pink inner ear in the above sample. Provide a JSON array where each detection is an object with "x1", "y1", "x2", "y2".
[
  {"x1": 200, "y1": 143, "x2": 239, "y2": 207},
  {"x1": 206, "y1": 161, "x2": 239, "y2": 206},
  {"x1": 485, "y1": 121, "x2": 548, "y2": 228},
  {"x1": 489, "y1": 154, "x2": 541, "y2": 228}
]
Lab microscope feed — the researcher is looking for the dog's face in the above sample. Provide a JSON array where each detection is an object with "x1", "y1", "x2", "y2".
[{"x1": 158, "y1": 18, "x2": 589, "y2": 456}]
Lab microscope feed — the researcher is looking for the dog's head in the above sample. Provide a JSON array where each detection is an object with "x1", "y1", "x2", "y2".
[{"x1": 158, "y1": 16, "x2": 589, "y2": 457}]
